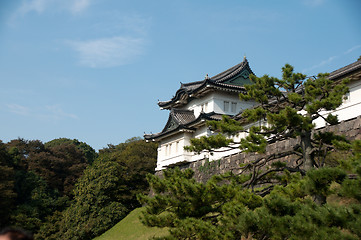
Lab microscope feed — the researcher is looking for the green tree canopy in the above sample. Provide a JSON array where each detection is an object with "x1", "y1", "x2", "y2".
[
  {"x1": 3, "y1": 138, "x2": 93, "y2": 234},
  {"x1": 38, "y1": 138, "x2": 158, "y2": 240},
  {"x1": 0, "y1": 140, "x2": 16, "y2": 227},
  {"x1": 98, "y1": 137, "x2": 158, "y2": 210},
  {"x1": 45, "y1": 138, "x2": 97, "y2": 164}
]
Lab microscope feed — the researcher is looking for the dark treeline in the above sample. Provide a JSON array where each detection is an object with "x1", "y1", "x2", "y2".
[{"x1": 0, "y1": 137, "x2": 157, "y2": 239}]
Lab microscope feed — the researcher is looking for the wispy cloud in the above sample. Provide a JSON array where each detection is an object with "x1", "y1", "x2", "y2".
[
  {"x1": 16, "y1": 0, "x2": 49, "y2": 15},
  {"x1": 9, "y1": 0, "x2": 91, "y2": 24},
  {"x1": 66, "y1": 36, "x2": 145, "y2": 68},
  {"x1": 45, "y1": 105, "x2": 79, "y2": 120},
  {"x1": 6, "y1": 103, "x2": 31, "y2": 116},
  {"x1": 344, "y1": 45, "x2": 361, "y2": 54},
  {"x1": 70, "y1": 0, "x2": 91, "y2": 14},
  {"x1": 302, "y1": 44, "x2": 361, "y2": 73},
  {"x1": 5, "y1": 103, "x2": 78, "y2": 121},
  {"x1": 302, "y1": 55, "x2": 337, "y2": 73}
]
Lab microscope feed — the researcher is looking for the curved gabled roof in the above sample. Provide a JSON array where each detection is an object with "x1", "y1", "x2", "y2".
[
  {"x1": 158, "y1": 57, "x2": 254, "y2": 109},
  {"x1": 144, "y1": 111, "x2": 224, "y2": 141},
  {"x1": 211, "y1": 58, "x2": 252, "y2": 82},
  {"x1": 161, "y1": 109, "x2": 196, "y2": 133}
]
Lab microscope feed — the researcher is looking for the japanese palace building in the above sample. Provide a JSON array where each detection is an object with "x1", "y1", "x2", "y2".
[
  {"x1": 145, "y1": 57, "x2": 257, "y2": 171},
  {"x1": 145, "y1": 57, "x2": 361, "y2": 171}
]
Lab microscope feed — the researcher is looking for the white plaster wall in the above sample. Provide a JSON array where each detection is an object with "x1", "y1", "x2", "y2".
[
  {"x1": 210, "y1": 92, "x2": 256, "y2": 115},
  {"x1": 156, "y1": 132, "x2": 194, "y2": 170},
  {"x1": 194, "y1": 125, "x2": 210, "y2": 138},
  {"x1": 314, "y1": 80, "x2": 361, "y2": 128},
  {"x1": 181, "y1": 91, "x2": 255, "y2": 117},
  {"x1": 181, "y1": 94, "x2": 214, "y2": 117},
  {"x1": 156, "y1": 91, "x2": 259, "y2": 168}
]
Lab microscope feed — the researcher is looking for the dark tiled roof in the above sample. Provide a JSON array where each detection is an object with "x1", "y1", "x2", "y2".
[
  {"x1": 158, "y1": 58, "x2": 254, "y2": 109},
  {"x1": 211, "y1": 59, "x2": 249, "y2": 82},
  {"x1": 328, "y1": 59, "x2": 361, "y2": 80},
  {"x1": 144, "y1": 111, "x2": 224, "y2": 141},
  {"x1": 182, "y1": 80, "x2": 205, "y2": 91},
  {"x1": 172, "y1": 109, "x2": 196, "y2": 125}
]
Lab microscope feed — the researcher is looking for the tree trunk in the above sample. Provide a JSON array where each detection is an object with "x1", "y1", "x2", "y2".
[
  {"x1": 300, "y1": 131, "x2": 314, "y2": 171},
  {"x1": 313, "y1": 194, "x2": 326, "y2": 205}
]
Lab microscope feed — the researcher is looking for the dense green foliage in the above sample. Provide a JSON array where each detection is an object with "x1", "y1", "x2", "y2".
[
  {"x1": 98, "y1": 137, "x2": 158, "y2": 210},
  {"x1": 0, "y1": 137, "x2": 157, "y2": 240},
  {"x1": 45, "y1": 138, "x2": 97, "y2": 164},
  {"x1": 36, "y1": 138, "x2": 157, "y2": 240},
  {"x1": 1, "y1": 138, "x2": 92, "y2": 233},
  {"x1": 139, "y1": 153, "x2": 361, "y2": 239},
  {"x1": 0, "y1": 141, "x2": 17, "y2": 227}
]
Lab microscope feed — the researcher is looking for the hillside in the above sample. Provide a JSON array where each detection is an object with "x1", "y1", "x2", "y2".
[{"x1": 94, "y1": 208, "x2": 168, "y2": 240}]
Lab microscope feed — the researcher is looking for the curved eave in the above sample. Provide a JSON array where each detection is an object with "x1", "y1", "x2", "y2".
[
  {"x1": 158, "y1": 58, "x2": 254, "y2": 110},
  {"x1": 144, "y1": 126, "x2": 195, "y2": 142},
  {"x1": 144, "y1": 112, "x2": 224, "y2": 142},
  {"x1": 158, "y1": 80, "x2": 208, "y2": 109},
  {"x1": 159, "y1": 81, "x2": 246, "y2": 110}
]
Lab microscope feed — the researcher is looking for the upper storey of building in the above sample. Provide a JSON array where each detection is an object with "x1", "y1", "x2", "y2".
[
  {"x1": 158, "y1": 57, "x2": 254, "y2": 110},
  {"x1": 145, "y1": 57, "x2": 256, "y2": 142}
]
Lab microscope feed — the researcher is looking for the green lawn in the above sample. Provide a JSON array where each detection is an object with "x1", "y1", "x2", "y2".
[{"x1": 94, "y1": 207, "x2": 168, "y2": 240}]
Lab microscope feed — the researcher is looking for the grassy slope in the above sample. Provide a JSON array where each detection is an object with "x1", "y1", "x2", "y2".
[{"x1": 94, "y1": 207, "x2": 168, "y2": 240}]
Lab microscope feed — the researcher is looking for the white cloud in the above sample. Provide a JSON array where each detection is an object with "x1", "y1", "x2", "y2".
[
  {"x1": 302, "y1": 55, "x2": 337, "y2": 73},
  {"x1": 14, "y1": 0, "x2": 50, "y2": 17},
  {"x1": 66, "y1": 36, "x2": 145, "y2": 68},
  {"x1": 45, "y1": 105, "x2": 79, "y2": 120},
  {"x1": 344, "y1": 45, "x2": 361, "y2": 54},
  {"x1": 303, "y1": 44, "x2": 361, "y2": 73},
  {"x1": 9, "y1": 0, "x2": 91, "y2": 23},
  {"x1": 70, "y1": 0, "x2": 91, "y2": 14},
  {"x1": 6, "y1": 103, "x2": 31, "y2": 116},
  {"x1": 6, "y1": 103, "x2": 78, "y2": 121}
]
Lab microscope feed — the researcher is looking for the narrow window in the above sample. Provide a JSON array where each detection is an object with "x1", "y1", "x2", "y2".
[
  {"x1": 224, "y1": 101, "x2": 229, "y2": 112},
  {"x1": 231, "y1": 102, "x2": 237, "y2": 112}
]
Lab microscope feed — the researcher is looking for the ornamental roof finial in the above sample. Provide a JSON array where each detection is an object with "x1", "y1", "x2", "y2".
[
  {"x1": 243, "y1": 54, "x2": 247, "y2": 60},
  {"x1": 204, "y1": 74, "x2": 210, "y2": 80}
]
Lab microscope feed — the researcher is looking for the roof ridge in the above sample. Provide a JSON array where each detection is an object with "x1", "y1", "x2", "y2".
[
  {"x1": 211, "y1": 60, "x2": 246, "y2": 82},
  {"x1": 172, "y1": 108, "x2": 194, "y2": 113},
  {"x1": 329, "y1": 59, "x2": 361, "y2": 80},
  {"x1": 182, "y1": 79, "x2": 206, "y2": 87}
]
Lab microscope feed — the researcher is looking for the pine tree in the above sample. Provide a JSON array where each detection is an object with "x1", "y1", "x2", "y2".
[
  {"x1": 139, "y1": 64, "x2": 360, "y2": 239},
  {"x1": 139, "y1": 155, "x2": 361, "y2": 239},
  {"x1": 186, "y1": 64, "x2": 350, "y2": 192}
]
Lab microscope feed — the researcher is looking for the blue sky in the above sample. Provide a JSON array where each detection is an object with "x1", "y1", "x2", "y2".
[{"x1": 0, "y1": 0, "x2": 360, "y2": 151}]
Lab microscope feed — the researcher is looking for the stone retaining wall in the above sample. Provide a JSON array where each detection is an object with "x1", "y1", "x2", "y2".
[{"x1": 156, "y1": 116, "x2": 361, "y2": 183}]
